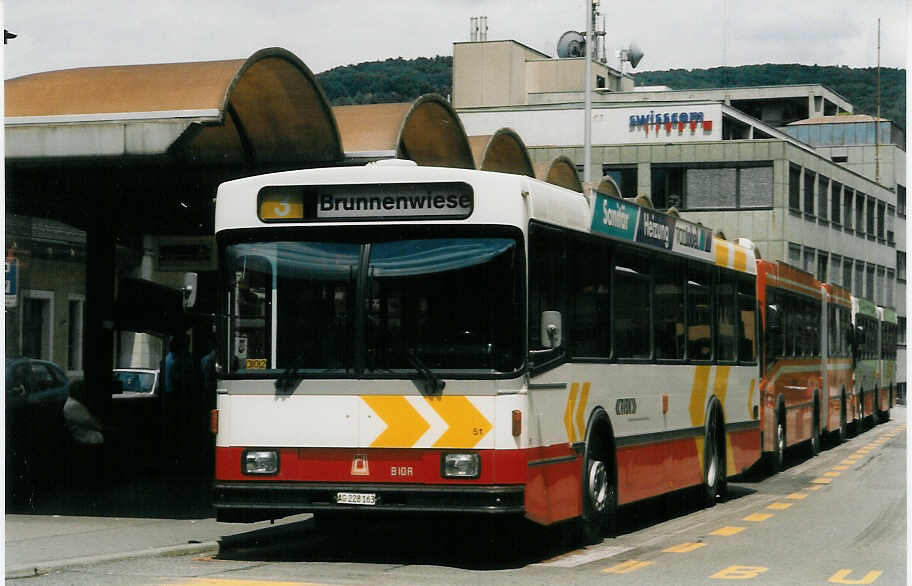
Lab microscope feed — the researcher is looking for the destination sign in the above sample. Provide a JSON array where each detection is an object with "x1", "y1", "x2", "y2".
[
  {"x1": 590, "y1": 193, "x2": 715, "y2": 262},
  {"x1": 259, "y1": 183, "x2": 474, "y2": 222}
]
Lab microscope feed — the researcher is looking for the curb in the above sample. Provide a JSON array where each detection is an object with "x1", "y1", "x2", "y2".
[{"x1": 5, "y1": 541, "x2": 219, "y2": 579}]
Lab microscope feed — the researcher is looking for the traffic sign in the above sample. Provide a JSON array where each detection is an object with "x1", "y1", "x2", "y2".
[{"x1": 6, "y1": 258, "x2": 18, "y2": 308}]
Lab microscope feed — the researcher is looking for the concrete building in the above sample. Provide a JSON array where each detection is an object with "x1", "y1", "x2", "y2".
[{"x1": 454, "y1": 39, "x2": 906, "y2": 397}]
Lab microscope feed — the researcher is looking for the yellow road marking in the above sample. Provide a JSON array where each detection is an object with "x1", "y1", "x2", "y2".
[
  {"x1": 363, "y1": 395, "x2": 430, "y2": 448},
  {"x1": 824, "y1": 471, "x2": 842, "y2": 477},
  {"x1": 664, "y1": 542, "x2": 707, "y2": 553},
  {"x1": 172, "y1": 578, "x2": 326, "y2": 586},
  {"x1": 812, "y1": 477, "x2": 833, "y2": 484},
  {"x1": 828, "y1": 569, "x2": 883, "y2": 584},
  {"x1": 743, "y1": 513, "x2": 773, "y2": 522},
  {"x1": 711, "y1": 526, "x2": 746, "y2": 536},
  {"x1": 807, "y1": 484, "x2": 824, "y2": 490},
  {"x1": 710, "y1": 565, "x2": 769, "y2": 580},
  {"x1": 766, "y1": 502, "x2": 792, "y2": 510},
  {"x1": 603, "y1": 560, "x2": 654, "y2": 574},
  {"x1": 832, "y1": 465, "x2": 850, "y2": 470},
  {"x1": 840, "y1": 459, "x2": 859, "y2": 465},
  {"x1": 426, "y1": 395, "x2": 492, "y2": 448},
  {"x1": 786, "y1": 493, "x2": 808, "y2": 500}
]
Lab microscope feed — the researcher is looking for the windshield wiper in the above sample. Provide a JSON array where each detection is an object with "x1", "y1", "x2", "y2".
[{"x1": 407, "y1": 349, "x2": 445, "y2": 394}]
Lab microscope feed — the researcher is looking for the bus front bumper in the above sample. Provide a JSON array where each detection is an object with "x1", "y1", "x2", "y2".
[{"x1": 212, "y1": 481, "x2": 525, "y2": 522}]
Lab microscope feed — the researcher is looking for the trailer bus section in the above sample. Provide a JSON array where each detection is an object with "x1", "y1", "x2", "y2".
[
  {"x1": 757, "y1": 260, "x2": 827, "y2": 469},
  {"x1": 822, "y1": 283, "x2": 855, "y2": 441},
  {"x1": 876, "y1": 306, "x2": 897, "y2": 421},
  {"x1": 210, "y1": 162, "x2": 762, "y2": 541},
  {"x1": 852, "y1": 297, "x2": 881, "y2": 426}
]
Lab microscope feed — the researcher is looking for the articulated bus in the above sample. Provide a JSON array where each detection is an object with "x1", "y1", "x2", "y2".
[
  {"x1": 875, "y1": 306, "x2": 897, "y2": 421},
  {"x1": 852, "y1": 297, "x2": 881, "y2": 426},
  {"x1": 822, "y1": 283, "x2": 855, "y2": 441},
  {"x1": 757, "y1": 261, "x2": 828, "y2": 470},
  {"x1": 210, "y1": 162, "x2": 762, "y2": 542}
]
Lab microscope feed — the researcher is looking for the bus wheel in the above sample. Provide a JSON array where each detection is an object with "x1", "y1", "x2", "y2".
[
  {"x1": 578, "y1": 413, "x2": 616, "y2": 545},
  {"x1": 767, "y1": 407, "x2": 786, "y2": 474},
  {"x1": 838, "y1": 393, "x2": 847, "y2": 443},
  {"x1": 702, "y1": 402, "x2": 726, "y2": 507},
  {"x1": 808, "y1": 399, "x2": 820, "y2": 457}
]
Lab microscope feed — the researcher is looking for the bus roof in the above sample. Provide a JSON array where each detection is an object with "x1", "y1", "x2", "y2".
[{"x1": 215, "y1": 163, "x2": 755, "y2": 274}]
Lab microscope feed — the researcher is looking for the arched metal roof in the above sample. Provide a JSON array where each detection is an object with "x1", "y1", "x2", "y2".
[
  {"x1": 468, "y1": 128, "x2": 535, "y2": 177},
  {"x1": 595, "y1": 175, "x2": 622, "y2": 198},
  {"x1": 5, "y1": 48, "x2": 343, "y2": 166},
  {"x1": 333, "y1": 94, "x2": 474, "y2": 169},
  {"x1": 534, "y1": 156, "x2": 583, "y2": 192}
]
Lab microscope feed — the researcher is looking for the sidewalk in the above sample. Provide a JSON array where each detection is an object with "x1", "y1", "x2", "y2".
[{"x1": 4, "y1": 470, "x2": 311, "y2": 579}]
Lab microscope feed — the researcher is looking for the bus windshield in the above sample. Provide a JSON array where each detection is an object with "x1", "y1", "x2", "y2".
[{"x1": 222, "y1": 229, "x2": 523, "y2": 377}]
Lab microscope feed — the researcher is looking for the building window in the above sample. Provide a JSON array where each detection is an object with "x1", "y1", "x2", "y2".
[
  {"x1": 855, "y1": 193, "x2": 865, "y2": 235},
  {"x1": 818, "y1": 176, "x2": 829, "y2": 221},
  {"x1": 831, "y1": 254, "x2": 842, "y2": 286},
  {"x1": 803, "y1": 246, "x2": 815, "y2": 273},
  {"x1": 67, "y1": 296, "x2": 85, "y2": 373},
  {"x1": 887, "y1": 205, "x2": 895, "y2": 246},
  {"x1": 898, "y1": 185, "x2": 906, "y2": 217},
  {"x1": 866, "y1": 265, "x2": 875, "y2": 300},
  {"x1": 831, "y1": 181, "x2": 842, "y2": 224},
  {"x1": 899, "y1": 317, "x2": 906, "y2": 345},
  {"x1": 876, "y1": 266, "x2": 885, "y2": 305},
  {"x1": 854, "y1": 262, "x2": 864, "y2": 297},
  {"x1": 866, "y1": 197, "x2": 876, "y2": 238},
  {"x1": 789, "y1": 164, "x2": 801, "y2": 212},
  {"x1": 876, "y1": 201, "x2": 885, "y2": 241},
  {"x1": 817, "y1": 252, "x2": 828, "y2": 283},
  {"x1": 788, "y1": 243, "x2": 801, "y2": 267},
  {"x1": 886, "y1": 269, "x2": 894, "y2": 307},
  {"x1": 685, "y1": 167, "x2": 737, "y2": 209},
  {"x1": 804, "y1": 170, "x2": 816, "y2": 216},
  {"x1": 898, "y1": 251, "x2": 906, "y2": 282},
  {"x1": 603, "y1": 166, "x2": 638, "y2": 198},
  {"x1": 650, "y1": 166, "x2": 684, "y2": 209},
  {"x1": 22, "y1": 290, "x2": 54, "y2": 361},
  {"x1": 738, "y1": 166, "x2": 774, "y2": 208},
  {"x1": 843, "y1": 189, "x2": 853, "y2": 230},
  {"x1": 842, "y1": 257, "x2": 853, "y2": 292}
]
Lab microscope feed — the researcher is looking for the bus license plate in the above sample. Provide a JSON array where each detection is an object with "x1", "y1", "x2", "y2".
[{"x1": 336, "y1": 492, "x2": 376, "y2": 506}]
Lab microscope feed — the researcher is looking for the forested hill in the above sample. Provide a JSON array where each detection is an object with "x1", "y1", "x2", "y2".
[
  {"x1": 633, "y1": 64, "x2": 905, "y2": 130},
  {"x1": 314, "y1": 58, "x2": 905, "y2": 129}
]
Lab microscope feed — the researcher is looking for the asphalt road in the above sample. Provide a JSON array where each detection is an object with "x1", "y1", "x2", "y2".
[{"x1": 24, "y1": 408, "x2": 908, "y2": 585}]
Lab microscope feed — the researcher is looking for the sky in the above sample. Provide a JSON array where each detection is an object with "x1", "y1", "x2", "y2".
[{"x1": 1, "y1": 0, "x2": 908, "y2": 80}]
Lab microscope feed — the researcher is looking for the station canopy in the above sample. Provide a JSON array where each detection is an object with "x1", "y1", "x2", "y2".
[
  {"x1": 333, "y1": 94, "x2": 475, "y2": 168},
  {"x1": 534, "y1": 156, "x2": 583, "y2": 193},
  {"x1": 468, "y1": 128, "x2": 535, "y2": 177},
  {"x1": 5, "y1": 47, "x2": 344, "y2": 167}
]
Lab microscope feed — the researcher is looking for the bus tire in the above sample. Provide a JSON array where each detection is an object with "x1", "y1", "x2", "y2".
[
  {"x1": 838, "y1": 391, "x2": 847, "y2": 443},
  {"x1": 702, "y1": 400, "x2": 726, "y2": 507},
  {"x1": 577, "y1": 409, "x2": 616, "y2": 545},
  {"x1": 766, "y1": 403, "x2": 786, "y2": 474},
  {"x1": 808, "y1": 395, "x2": 820, "y2": 458}
]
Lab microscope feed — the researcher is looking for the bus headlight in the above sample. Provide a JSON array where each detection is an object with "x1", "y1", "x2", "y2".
[
  {"x1": 442, "y1": 453, "x2": 480, "y2": 478},
  {"x1": 243, "y1": 450, "x2": 279, "y2": 475}
]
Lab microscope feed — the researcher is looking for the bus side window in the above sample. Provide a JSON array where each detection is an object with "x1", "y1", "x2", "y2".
[
  {"x1": 614, "y1": 247, "x2": 651, "y2": 359},
  {"x1": 715, "y1": 270, "x2": 737, "y2": 362},
  {"x1": 570, "y1": 236, "x2": 611, "y2": 359},
  {"x1": 653, "y1": 258, "x2": 684, "y2": 360},
  {"x1": 737, "y1": 276, "x2": 757, "y2": 364},
  {"x1": 686, "y1": 262, "x2": 713, "y2": 361},
  {"x1": 529, "y1": 223, "x2": 567, "y2": 354}
]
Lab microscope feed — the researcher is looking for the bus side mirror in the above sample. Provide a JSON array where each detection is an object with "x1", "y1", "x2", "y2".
[
  {"x1": 540, "y1": 311, "x2": 563, "y2": 348},
  {"x1": 183, "y1": 272, "x2": 198, "y2": 309}
]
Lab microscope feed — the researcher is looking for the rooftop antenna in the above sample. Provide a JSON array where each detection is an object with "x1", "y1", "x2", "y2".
[{"x1": 618, "y1": 42, "x2": 644, "y2": 74}]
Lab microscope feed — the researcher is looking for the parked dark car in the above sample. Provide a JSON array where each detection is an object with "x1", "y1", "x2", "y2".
[{"x1": 5, "y1": 357, "x2": 70, "y2": 505}]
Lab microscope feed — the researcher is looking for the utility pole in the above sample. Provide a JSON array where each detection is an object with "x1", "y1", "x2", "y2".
[{"x1": 583, "y1": 0, "x2": 593, "y2": 198}]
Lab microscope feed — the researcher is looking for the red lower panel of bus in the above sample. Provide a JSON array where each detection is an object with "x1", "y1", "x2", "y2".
[{"x1": 216, "y1": 428, "x2": 759, "y2": 526}]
